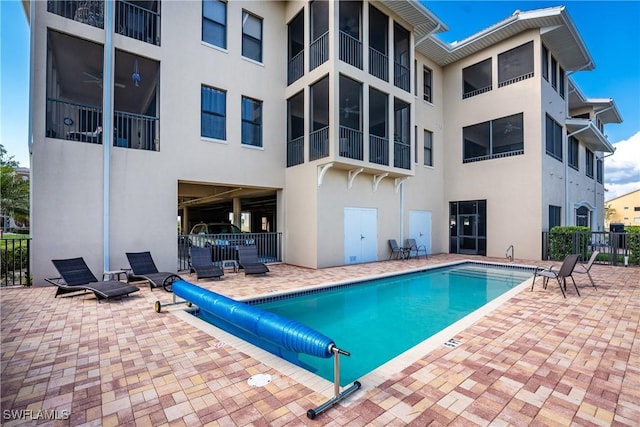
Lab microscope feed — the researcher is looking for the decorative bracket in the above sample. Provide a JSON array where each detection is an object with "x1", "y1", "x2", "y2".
[
  {"x1": 347, "y1": 168, "x2": 364, "y2": 189},
  {"x1": 317, "y1": 163, "x2": 334, "y2": 187},
  {"x1": 372, "y1": 173, "x2": 388, "y2": 192},
  {"x1": 395, "y1": 177, "x2": 408, "y2": 192}
]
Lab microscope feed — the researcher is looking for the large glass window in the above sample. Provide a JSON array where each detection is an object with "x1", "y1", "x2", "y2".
[
  {"x1": 545, "y1": 114, "x2": 563, "y2": 161},
  {"x1": 549, "y1": 205, "x2": 562, "y2": 230},
  {"x1": 463, "y1": 58, "x2": 492, "y2": 98},
  {"x1": 242, "y1": 11, "x2": 263, "y2": 62},
  {"x1": 369, "y1": 87, "x2": 388, "y2": 165},
  {"x1": 202, "y1": 0, "x2": 226, "y2": 49},
  {"x1": 449, "y1": 200, "x2": 487, "y2": 255},
  {"x1": 339, "y1": 74, "x2": 363, "y2": 160},
  {"x1": 241, "y1": 96, "x2": 262, "y2": 147},
  {"x1": 423, "y1": 66, "x2": 432, "y2": 103},
  {"x1": 424, "y1": 130, "x2": 433, "y2": 166},
  {"x1": 498, "y1": 41, "x2": 533, "y2": 87},
  {"x1": 393, "y1": 23, "x2": 410, "y2": 92},
  {"x1": 586, "y1": 148, "x2": 594, "y2": 178},
  {"x1": 393, "y1": 98, "x2": 410, "y2": 169},
  {"x1": 463, "y1": 113, "x2": 524, "y2": 162},
  {"x1": 310, "y1": 0, "x2": 329, "y2": 70},
  {"x1": 201, "y1": 85, "x2": 226, "y2": 140},
  {"x1": 568, "y1": 136, "x2": 579, "y2": 170},
  {"x1": 287, "y1": 11, "x2": 304, "y2": 85},
  {"x1": 368, "y1": 5, "x2": 388, "y2": 81},
  {"x1": 310, "y1": 75, "x2": 329, "y2": 160}
]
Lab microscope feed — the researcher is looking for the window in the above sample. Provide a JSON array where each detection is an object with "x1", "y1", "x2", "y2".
[
  {"x1": 310, "y1": 75, "x2": 330, "y2": 160},
  {"x1": 339, "y1": 74, "x2": 363, "y2": 160},
  {"x1": 424, "y1": 130, "x2": 433, "y2": 166},
  {"x1": 596, "y1": 157, "x2": 603, "y2": 183},
  {"x1": 287, "y1": 11, "x2": 304, "y2": 85},
  {"x1": 463, "y1": 113, "x2": 524, "y2": 162},
  {"x1": 550, "y1": 56, "x2": 557, "y2": 89},
  {"x1": 586, "y1": 148, "x2": 594, "y2": 178},
  {"x1": 498, "y1": 41, "x2": 533, "y2": 87},
  {"x1": 241, "y1": 96, "x2": 262, "y2": 147},
  {"x1": 369, "y1": 87, "x2": 388, "y2": 165},
  {"x1": 549, "y1": 205, "x2": 562, "y2": 230},
  {"x1": 568, "y1": 136, "x2": 579, "y2": 170},
  {"x1": 310, "y1": 0, "x2": 329, "y2": 70},
  {"x1": 542, "y1": 44, "x2": 549, "y2": 81},
  {"x1": 368, "y1": 5, "x2": 388, "y2": 81},
  {"x1": 576, "y1": 206, "x2": 590, "y2": 228},
  {"x1": 393, "y1": 23, "x2": 410, "y2": 92},
  {"x1": 423, "y1": 66, "x2": 432, "y2": 103},
  {"x1": 287, "y1": 91, "x2": 304, "y2": 167},
  {"x1": 559, "y1": 66, "x2": 565, "y2": 98},
  {"x1": 463, "y1": 58, "x2": 492, "y2": 98},
  {"x1": 394, "y1": 98, "x2": 410, "y2": 169},
  {"x1": 201, "y1": 85, "x2": 226, "y2": 140},
  {"x1": 202, "y1": 0, "x2": 226, "y2": 48},
  {"x1": 242, "y1": 11, "x2": 263, "y2": 62},
  {"x1": 545, "y1": 114, "x2": 563, "y2": 161}
]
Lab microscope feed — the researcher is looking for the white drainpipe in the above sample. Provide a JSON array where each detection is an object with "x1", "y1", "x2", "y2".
[{"x1": 103, "y1": 1, "x2": 114, "y2": 271}]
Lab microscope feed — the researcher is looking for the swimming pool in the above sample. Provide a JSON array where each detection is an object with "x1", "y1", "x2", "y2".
[{"x1": 239, "y1": 262, "x2": 534, "y2": 385}]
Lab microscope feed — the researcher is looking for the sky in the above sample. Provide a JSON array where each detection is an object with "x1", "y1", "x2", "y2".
[{"x1": 1, "y1": 0, "x2": 638, "y2": 199}]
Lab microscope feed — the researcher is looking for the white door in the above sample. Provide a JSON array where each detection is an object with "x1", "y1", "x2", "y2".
[
  {"x1": 409, "y1": 210, "x2": 432, "y2": 254},
  {"x1": 344, "y1": 208, "x2": 378, "y2": 264}
]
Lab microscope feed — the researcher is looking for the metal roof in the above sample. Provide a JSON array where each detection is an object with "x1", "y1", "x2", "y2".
[
  {"x1": 381, "y1": 0, "x2": 448, "y2": 40},
  {"x1": 416, "y1": 6, "x2": 594, "y2": 71}
]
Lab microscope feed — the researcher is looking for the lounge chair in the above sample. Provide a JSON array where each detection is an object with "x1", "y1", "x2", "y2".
[
  {"x1": 237, "y1": 245, "x2": 269, "y2": 275},
  {"x1": 126, "y1": 251, "x2": 181, "y2": 292},
  {"x1": 388, "y1": 239, "x2": 406, "y2": 260},
  {"x1": 574, "y1": 251, "x2": 599, "y2": 289},
  {"x1": 532, "y1": 254, "x2": 580, "y2": 298},
  {"x1": 46, "y1": 257, "x2": 140, "y2": 301},
  {"x1": 190, "y1": 247, "x2": 224, "y2": 280},
  {"x1": 406, "y1": 238, "x2": 427, "y2": 259}
]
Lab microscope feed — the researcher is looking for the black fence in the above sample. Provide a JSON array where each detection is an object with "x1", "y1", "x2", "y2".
[
  {"x1": 1, "y1": 238, "x2": 31, "y2": 286},
  {"x1": 542, "y1": 231, "x2": 639, "y2": 267},
  {"x1": 178, "y1": 232, "x2": 282, "y2": 272}
]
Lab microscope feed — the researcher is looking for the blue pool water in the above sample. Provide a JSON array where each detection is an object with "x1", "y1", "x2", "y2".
[{"x1": 245, "y1": 263, "x2": 533, "y2": 385}]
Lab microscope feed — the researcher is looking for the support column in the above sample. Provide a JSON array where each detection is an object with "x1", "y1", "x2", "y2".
[{"x1": 233, "y1": 197, "x2": 242, "y2": 228}]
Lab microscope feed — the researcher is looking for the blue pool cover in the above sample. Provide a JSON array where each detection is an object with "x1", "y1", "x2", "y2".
[{"x1": 173, "y1": 280, "x2": 335, "y2": 361}]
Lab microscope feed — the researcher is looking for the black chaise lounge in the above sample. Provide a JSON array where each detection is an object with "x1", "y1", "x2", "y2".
[
  {"x1": 237, "y1": 245, "x2": 269, "y2": 275},
  {"x1": 190, "y1": 247, "x2": 224, "y2": 280},
  {"x1": 126, "y1": 251, "x2": 181, "y2": 292},
  {"x1": 46, "y1": 257, "x2": 140, "y2": 301}
]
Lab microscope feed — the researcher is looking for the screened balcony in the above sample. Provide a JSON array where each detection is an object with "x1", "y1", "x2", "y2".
[
  {"x1": 369, "y1": 5, "x2": 388, "y2": 82},
  {"x1": 47, "y1": 0, "x2": 104, "y2": 29},
  {"x1": 287, "y1": 11, "x2": 304, "y2": 85},
  {"x1": 115, "y1": 0, "x2": 161, "y2": 46},
  {"x1": 393, "y1": 23, "x2": 410, "y2": 92},
  {"x1": 310, "y1": 0, "x2": 328, "y2": 71},
  {"x1": 338, "y1": 0, "x2": 362, "y2": 69}
]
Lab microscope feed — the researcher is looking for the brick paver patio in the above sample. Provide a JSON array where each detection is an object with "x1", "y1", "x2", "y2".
[{"x1": 1, "y1": 255, "x2": 638, "y2": 426}]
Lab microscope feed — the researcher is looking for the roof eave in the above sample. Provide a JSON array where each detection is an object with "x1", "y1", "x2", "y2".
[{"x1": 566, "y1": 119, "x2": 615, "y2": 153}]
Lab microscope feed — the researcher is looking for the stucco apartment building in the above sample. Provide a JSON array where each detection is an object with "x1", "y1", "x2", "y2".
[
  {"x1": 606, "y1": 189, "x2": 640, "y2": 228},
  {"x1": 25, "y1": 0, "x2": 621, "y2": 284}
]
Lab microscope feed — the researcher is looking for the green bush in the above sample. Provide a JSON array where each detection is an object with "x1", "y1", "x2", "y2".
[
  {"x1": 549, "y1": 226, "x2": 590, "y2": 260},
  {"x1": 628, "y1": 226, "x2": 640, "y2": 266}
]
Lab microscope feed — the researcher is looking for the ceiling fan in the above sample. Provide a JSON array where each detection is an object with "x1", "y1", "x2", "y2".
[
  {"x1": 83, "y1": 71, "x2": 126, "y2": 89},
  {"x1": 503, "y1": 122, "x2": 521, "y2": 134},
  {"x1": 340, "y1": 98, "x2": 359, "y2": 118}
]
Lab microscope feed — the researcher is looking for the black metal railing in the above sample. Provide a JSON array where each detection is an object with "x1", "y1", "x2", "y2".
[
  {"x1": 310, "y1": 32, "x2": 329, "y2": 71},
  {"x1": 47, "y1": 98, "x2": 103, "y2": 143},
  {"x1": 394, "y1": 62, "x2": 410, "y2": 92},
  {"x1": 47, "y1": 0, "x2": 104, "y2": 29},
  {"x1": 115, "y1": 0, "x2": 160, "y2": 45},
  {"x1": 369, "y1": 47, "x2": 388, "y2": 82},
  {"x1": 339, "y1": 126, "x2": 363, "y2": 160},
  {"x1": 114, "y1": 110, "x2": 159, "y2": 151},
  {"x1": 287, "y1": 136, "x2": 304, "y2": 167},
  {"x1": 1, "y1": 237, "x2": 31, "y2": 287},
  {"x1": 310, "y1": 126, "x2": 329, "y2": 161},
  {"x1": 393, "y1": 138, "x2": 411, "y2": 169},
  {"x1": 287, "y1": 50, "x2": 304, "y2": 85},
  {"x1": 178, "y1": 232, "x2": 282, "y2": 271},
  {"x1": 339, "y1": 31, "x2": 362, "y2": 70},
  {"x1": 542, "y1": 231, "x2": 639, "y2": 266},
  {"x1": 369, "y1": 135, "x2": 389, "y2": 165}
]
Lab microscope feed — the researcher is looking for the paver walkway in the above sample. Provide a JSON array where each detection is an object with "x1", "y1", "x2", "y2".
[{"x1": 1, "y1": 255, "x2": 638, "y2": 426}]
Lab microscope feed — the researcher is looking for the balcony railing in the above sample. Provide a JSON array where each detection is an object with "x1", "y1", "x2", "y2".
[
  {"x1": 394, "y1": 62, "x2": 410, "y2": 92},
  {"x1": 47, "y1": 0, "x2": 104, "y2": 29},
  {"x1": 310, "y1": 32, "x2": 329, "y2": 71},
  {"x1": 115, "y1": 0, "x2": 160, "y2": 45},
  {"x1": 394, "y1": 138, "x2": 411, "y2": 169},
  {"x1": 339, "y1": 126, "x2": 363, "y2": 160},
  {"x1": 369, "y1": 47, "x2": 388, "y2": 82},
  {"x1": 309, "y1": 126, "x2": 329, "y2": 161},
  {"x1": 114, "y1": 110, "x2": 159, "y2": 151},
  {"x1": 369, "y1": 135, "x2": 389, "y2": 165},
  {"x1": 287, "y1": 135, "x2": 304, "y2": 167},
  {"x1": 339, "y1": 31, "x2": 362, "y2": 70},
  {"x1": 287, "y1": 50, "x2": 304, "y2": 85}
]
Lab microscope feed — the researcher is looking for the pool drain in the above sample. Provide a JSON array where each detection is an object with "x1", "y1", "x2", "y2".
[
  {"x1": 248, "y1": 374, "x2": 272, "y2": 387},
  {"x1": 444, "y1": 338, "x2": 461, "y2": 348}
]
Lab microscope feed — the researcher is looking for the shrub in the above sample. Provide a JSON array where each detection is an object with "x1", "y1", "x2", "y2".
[
  {"x1": 549, "y1": 226, "x2": 590, "y2": 260},
  {"x1": 628, "y1": 226, "x2": 640, "y2": 266}
]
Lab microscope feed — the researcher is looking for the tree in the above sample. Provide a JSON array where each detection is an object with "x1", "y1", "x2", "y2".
[{"x1": 0, "y1": 144, "x2": 29, "y2": 228}]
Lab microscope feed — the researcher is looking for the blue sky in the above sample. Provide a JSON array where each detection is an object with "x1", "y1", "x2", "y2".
[{"x1": 1, "y1": 1, "x2": 638, "y2": 197}]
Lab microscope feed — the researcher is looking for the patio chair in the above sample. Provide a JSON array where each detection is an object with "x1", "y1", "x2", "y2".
[
  {"x1": 190, "y1": 247, "x2": 224, "y2": 281},
  {"x1": 126, "y1": 251, "x2": 181, "y2": 292},
  {"x1": 46, "y1": 257, "x2": 140, "y2": 302},
  {"x1": 406, "y1": 238, "x2": 428, "y2": 259},
  {"x1": 237, "y1": 245, "x2": 269, "y2": 275},
  {"x1": 388, "y1": 239, "x2": 406, "y2": 260},
  {"x1": 574, "y1": 251, "x2": 599, "y2": 289},
  {"x1": 531, "y1": 254, "x2": 581, "y2": 298}
]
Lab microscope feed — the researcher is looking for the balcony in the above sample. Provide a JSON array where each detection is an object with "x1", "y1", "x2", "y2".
[
  {"x1": 47, "y1": 0, "x2": 104, "y2": 29},
  {"x1": 287, "y1": 136, "x2": 304, "y2": 167},
  {"x1": 339, "y1": 126, "x2": 363, "y2": 160},
  {"x1": 115, "y1": 0, "x2": 160, "y2": 45},
  {"x1": 394, "y1": 62, "x2": 410, "y2": 92},
  {"x1": 310, "y1": 126, "x2": 329, "y2": 161},
  {"x1": 287, "y1": 50, "x2": 304, "y2": 85},
  {"x1": 310, "y1": 32, "x2": 328, "y2": 71},
  {"x1": 369, "y1": 135, "x2": 389, "y2": 166},
  {"x1": 393, "y1": 137, "x2": 411, "y2": 169},
  {"x1": 339, "y1": 31, "x2": 362, "y2": 70},
  {"x1": 369, "y1": 47, "x2": 388, "y2": 82}
]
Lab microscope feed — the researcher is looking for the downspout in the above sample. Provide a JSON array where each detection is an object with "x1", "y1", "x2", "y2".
[
  {"x1": 103, "y1": 1, "x2": 114, "y2": 271},
  {"x1": 400, "y1": 182, "x2": 405, "y2": 243}
]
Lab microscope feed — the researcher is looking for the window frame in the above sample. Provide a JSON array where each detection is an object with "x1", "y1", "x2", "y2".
[
  {"x1": 201, "y1": 85, "x2": 226, "y2": 140},
  {"x1": 498, "y1": 41, "x2": 534, "y2": 87},
  {"x1": 549, "y1": 205, "x2": 562, "y2": 230},
  {"x1": 542, "y1": 44, "x2": 549, "y2": 81},
  {"x1": 423, "y1": 66, "x2": 432, "y2": 103},
  {"x1": 424, "y1": 129, "x2": 433, "y2": 167},
  {"x1": 568, "y1": 135, "x2": 579, "y2": 170},
  {"x1": 545, "y1": 114, "x2": 563, "y2": 162},
  {"x1": 462, "y1": 58, "x2": 492, "y2": 99},
  {"x1": 242, "y1": 10, "x2": 263, "y2": 63},
  {"x1": 241, "y1": 95, "x2": 263, "y2": 147},
  {"x1": 202, "y1": 0, "x2": 227, "y2": 49},
  {"x1": 585, "y1": 148, "x2": 594, "y2": 179},
  {"x1": 463, "y1": 113, "x2": 524, "y2": 163}
]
